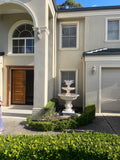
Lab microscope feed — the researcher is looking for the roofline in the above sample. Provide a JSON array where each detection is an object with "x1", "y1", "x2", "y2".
[
  {"x1": 83, "y1": 48, "x2": 120, "y2": 56},
  {"x1": 52, "y1": 1, "x2": 120, "y2": 14},
  {"x1": 57, "y1": 5, "x2": 120, "y2": 13},
  {"x1": 52, "y1": 0, "x2": 58, "y2": 11}
]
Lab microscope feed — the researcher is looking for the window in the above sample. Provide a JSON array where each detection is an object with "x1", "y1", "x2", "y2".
[
  {"x1": 60, "y1": 23, "x2": 78, "y2": 49},
  {"x1": 12, "y1": 24, "x2": 34, "y2": 54},
  {"x1": 61, "y1": 71, "x2": 76, "y2": 93},
  {"x1": 107, "y1": 20, "x2": 119, "y2": 40}
]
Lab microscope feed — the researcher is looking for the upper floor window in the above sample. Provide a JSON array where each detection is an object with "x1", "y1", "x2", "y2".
[
  {"x1": 62, "y1": 25, "x2": 77, "y2": 48},
  {"x1": 12, "y1": 24, "x2": 34, "y2": 54},
  {"x1": 107, "y1": 20, "x2": 119, "y2": 40},
  {"x1": 60, "y1": 22, "x2": 79, "y2": 50}
]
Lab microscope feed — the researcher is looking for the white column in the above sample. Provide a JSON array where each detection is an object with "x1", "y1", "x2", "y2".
[
  {"x1": 0, "y1": 57, "x2": 3, "y2": 101},
  {"x1": 32, "y1": 27, "x2": 49, "y2": 116}
]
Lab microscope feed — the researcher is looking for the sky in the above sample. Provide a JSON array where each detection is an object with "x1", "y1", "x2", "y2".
[{"x1": 56, "y1": 0, "x2": 120, "y2": 7}]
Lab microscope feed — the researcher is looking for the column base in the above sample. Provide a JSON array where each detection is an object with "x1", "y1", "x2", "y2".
[{"x1": 62, "y1": 109, "x2": 75, "y2": 115}]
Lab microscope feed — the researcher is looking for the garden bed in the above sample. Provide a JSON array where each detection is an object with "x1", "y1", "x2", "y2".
[{"x1": 27, "y1": 99, "x2": 96, "y2": 131}]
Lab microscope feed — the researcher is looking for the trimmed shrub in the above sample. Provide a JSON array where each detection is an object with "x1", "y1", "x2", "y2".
[
  {"x1": 0, "y1": 132, "x2": 120, "y2": 160},
  {"x1": 75, "y1": 103, "x2": 96, "y2": 126},
  {"x1": 27, "y1": 103, "x2": 95, "y2": 131},
  {"x1": 27, "y1": 116, "x2": 55, "y2": 131},
  {"x1": 32, "y1": 99, "x2": 57, "y2": 121}
]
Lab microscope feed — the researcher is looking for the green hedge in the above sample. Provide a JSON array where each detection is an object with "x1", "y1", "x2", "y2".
[
  {"x1": 0, "y1": 132, "x2": 120, "y2": 160},
  {"x1": 27, "y1": 103, "x2": 95, "y2": 131}
]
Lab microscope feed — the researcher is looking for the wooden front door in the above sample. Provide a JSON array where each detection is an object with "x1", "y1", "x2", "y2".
[{"x1": 12, "y1": 70, "x2": 26, "y2": 104}]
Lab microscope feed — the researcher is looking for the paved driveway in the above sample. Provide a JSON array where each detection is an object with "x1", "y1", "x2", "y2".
[
  {"x1": 78, "y1": 113, "x2": 120, "y2": 136},
  {"x1": 1, "y1": 106, "x2": 120, "y2": 136}
]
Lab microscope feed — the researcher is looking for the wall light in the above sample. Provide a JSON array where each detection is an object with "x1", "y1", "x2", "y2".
[{"x1": 92, "y1": 65, "x2": 96, "y2": 73}]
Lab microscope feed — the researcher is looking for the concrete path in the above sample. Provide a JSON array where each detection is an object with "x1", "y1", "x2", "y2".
[{"x1": 1, "y1": 106, "x2": 120, "y2": 136}]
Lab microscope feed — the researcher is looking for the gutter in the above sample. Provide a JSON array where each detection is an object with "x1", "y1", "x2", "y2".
[{"x1": 57, "y1": 5, "x2": 120, "y2": 12}]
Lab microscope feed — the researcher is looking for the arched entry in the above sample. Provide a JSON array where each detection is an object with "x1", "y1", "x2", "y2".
[
  {"x1": 0, "y1": 1, "x2": 37, "y2": 106},
  {"x1": 0, "y1": 0, "x2": 38, "y2": 28}
]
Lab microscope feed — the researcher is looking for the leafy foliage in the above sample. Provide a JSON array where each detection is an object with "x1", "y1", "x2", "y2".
[
  {"x1": 0, "y1": 132, "x2": 120, "y2": 159},
  {"x1": 57, "y1": 0, "x2": 83, "y2": 9},
  {"x1": 27, "y1": 104, "x2": 95, "y2": 131},
  {"x1": 32, "y1": 99, "x2": 58, "y2": 121}
]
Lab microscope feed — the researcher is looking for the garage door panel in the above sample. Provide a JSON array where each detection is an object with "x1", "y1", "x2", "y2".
[{"x1": 102, "y1": 68, "x2": 120, "y2": 112}]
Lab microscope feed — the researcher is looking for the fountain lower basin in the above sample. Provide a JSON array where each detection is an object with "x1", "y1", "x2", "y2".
[{"x1": 58, "y1": 93, "x2": 79, "y2": 114}]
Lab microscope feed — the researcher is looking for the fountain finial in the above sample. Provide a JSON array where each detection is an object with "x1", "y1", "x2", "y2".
[
  {"x1": 64, "y1": 80, "x2": 74, "y2": 87},
  {"x1": 62, "y1": 80, "x2": 75, "y2": 95}
]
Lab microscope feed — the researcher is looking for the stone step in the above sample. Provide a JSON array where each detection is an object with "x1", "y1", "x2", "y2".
[{"x1": 1, "y1": 106, "x2": 32, "y2": 119}]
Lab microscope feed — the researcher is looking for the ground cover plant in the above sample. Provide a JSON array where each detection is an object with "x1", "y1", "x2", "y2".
[
  {"x1": 0, "y1": 132, "x2": 120, "y2": 160},
  {"x1": 27, "y1": 99, "x2": 95, "y2": 131}
]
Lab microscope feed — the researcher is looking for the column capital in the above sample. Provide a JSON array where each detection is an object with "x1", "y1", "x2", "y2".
[{"x1": 33, "y1": 26, "x2": 50, "y2": 40}]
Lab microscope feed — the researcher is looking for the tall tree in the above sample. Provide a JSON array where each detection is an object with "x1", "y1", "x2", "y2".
[{"x1": 57, "y1": 0, "x2": 83, "y2": 9}]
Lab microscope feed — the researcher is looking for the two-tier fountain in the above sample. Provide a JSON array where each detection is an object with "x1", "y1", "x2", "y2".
[{"x1": 58, "y1": 80, "x2": 79, "y2": 115}]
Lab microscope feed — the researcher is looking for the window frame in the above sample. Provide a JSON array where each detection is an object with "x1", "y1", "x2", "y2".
[
  {"x1": 59, "y1": 21, "x2": 79, "y2": 50},
  {"x1": 59, "y1": 69, "x2": 78, "y2": 94},
  {"x1": 8, "y1": 20, "x2": 34, "y2": 55},
  {"x1": 105, "y1": 17, "x2": 120, "y2": 42}
]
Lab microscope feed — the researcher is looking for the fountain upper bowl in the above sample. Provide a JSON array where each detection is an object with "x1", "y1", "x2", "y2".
[
  {"x1": 62, "y1": 87, "x2": 75, "y2": 91},
  {"x1": 58, "y1": 93, "x2": 79, "y2": 101}
]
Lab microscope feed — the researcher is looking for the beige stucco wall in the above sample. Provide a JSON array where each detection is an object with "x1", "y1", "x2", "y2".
[
  {"x1": 85, "y1": 14, "x2": 120, "y2": 51},
  {"x1": 56, "y1": 18, "x2": 85, "y2": 108}
]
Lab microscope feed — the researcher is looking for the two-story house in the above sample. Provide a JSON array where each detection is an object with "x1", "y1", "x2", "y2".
[{"x1": 0, "y1": 0, "x2": 120, "y2": 115}]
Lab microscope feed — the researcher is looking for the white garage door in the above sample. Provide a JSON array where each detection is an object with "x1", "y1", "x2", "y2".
[{"x1": 102, "y1": 68, "x2": 120, "y2": 113}]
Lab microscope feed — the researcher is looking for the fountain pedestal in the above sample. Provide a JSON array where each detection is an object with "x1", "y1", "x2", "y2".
[{"x1": 63, "y1": 100, "x2": 75, "y2": 114}]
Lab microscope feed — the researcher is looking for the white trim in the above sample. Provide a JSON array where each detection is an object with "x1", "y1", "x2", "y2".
[
  {"x1": 8, "y1": 20, "x2": 33, "y2": 55},
  {"x1": 6, "y1": 54, "x2": 34, "y2": 56},
  {"x1": 105, "y1": 17, "x2": 120, "y2": 42},
  {"x1": 48, "y1": 0, "x2": 55, "y2": 16},
  {"x1": 98, "y1": 65, "x2": 102, "y2": 113},
  {"x1": 85, "y1": 55, "x2": 120, "y2": 61},
  {"x1": 57, "y1": 9, "x2": 120, "y2": 19},
  {"x1": 0, "y1": 0, "x2": 38, "y2": 27},
  {"x1": 82, "y1": 59, "x2": 85, "y2": 111},
  {"x1": 59, "y1": 21, "x2": 79, "y2": 50},
  {"x1": 59, "y1": 69, "x2": 78, "y2": 94}
]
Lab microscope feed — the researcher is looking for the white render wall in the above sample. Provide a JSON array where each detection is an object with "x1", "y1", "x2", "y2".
[
  {"x1": 85, "y1": 14, "x2": 120, "y2": 51},
  {"x1": 56, "y1": 18, "x2": 85, "y2": 108}
]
